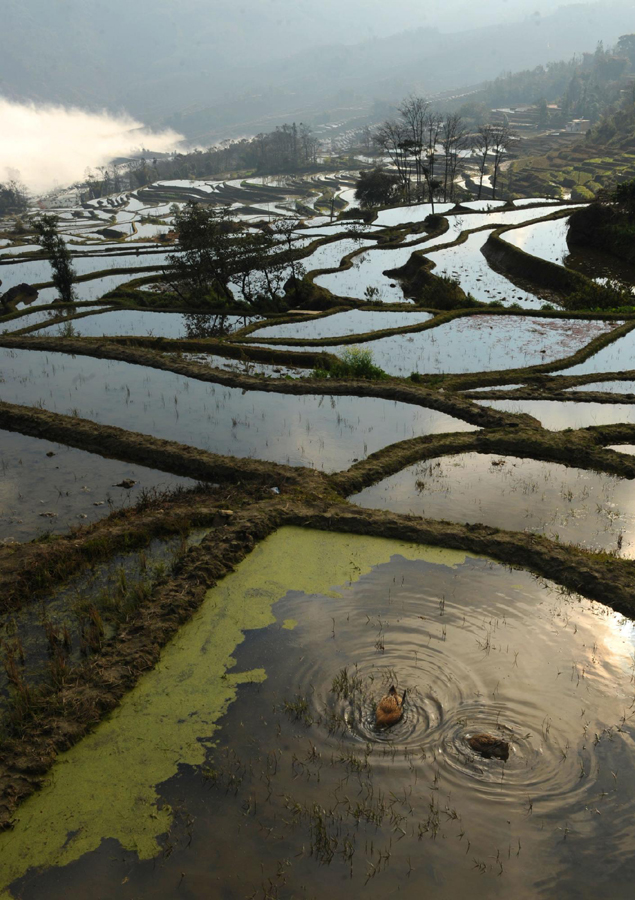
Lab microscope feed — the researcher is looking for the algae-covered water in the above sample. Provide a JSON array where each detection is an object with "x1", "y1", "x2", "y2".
[{"x1": 4, "y1": 527, "x2": 635, "y2": 899}]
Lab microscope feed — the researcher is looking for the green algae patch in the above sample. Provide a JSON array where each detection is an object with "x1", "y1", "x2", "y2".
[
  {"x1": 282, "y1": 618, "x2": 299, "y2": 630},
  {"x1": 0, "y1": 526, "x2": 471, "y2": 896}
]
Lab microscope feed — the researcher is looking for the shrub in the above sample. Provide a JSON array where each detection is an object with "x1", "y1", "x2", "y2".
[
  {"x1": 415, "y1": 275, "x2": 482, "y2": 310},
  {"x1": 313, "y1": 346, "x2": 388, "y2": 381},
  {"x1": 560, "y1": 279, "x2": 634, "y2": 311}
]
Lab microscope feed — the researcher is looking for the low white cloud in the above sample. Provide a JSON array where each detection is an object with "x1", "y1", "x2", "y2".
[{"x1": 0, "y1": 97, "x2": 184, "y2": 194}]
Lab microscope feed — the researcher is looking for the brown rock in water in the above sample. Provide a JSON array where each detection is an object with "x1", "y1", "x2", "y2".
[
  {"x1": 114, "y1": 479, "x2": 136, "y2": 489},
  {"x1": 375, "y1": 685, "x2": 406, "y2": 728},
  {"x1": 468, "y1": 733, "x2": 509, "y2": 761}
]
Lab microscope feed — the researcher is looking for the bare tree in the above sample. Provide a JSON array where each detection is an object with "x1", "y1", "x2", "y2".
[
  {"x1": 490, "y1": 123, "x2": 515, "y2": 200},
  {"x1": 422, "y1": 111, "x2": 444, "y2": 213},
  {"x1": 474, "y1": 124, "x2": 494, "y2": 199},
  {"x1": 374, "y1": 119, "x2": 412, "y2": 203},
  {"x1": 299, "y1": 123, "x2": 319, "y2": 164},
  {"x1": 442, "y1": 113, "x2": 468, "y2": 202},
  {"x1": 398, "y1": 95, "x2": 429, "y2": 201}
]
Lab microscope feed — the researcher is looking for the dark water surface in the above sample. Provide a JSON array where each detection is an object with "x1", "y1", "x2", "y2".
[{"x1": 5, "y1": 529, "x2": 635, "y2": 899}]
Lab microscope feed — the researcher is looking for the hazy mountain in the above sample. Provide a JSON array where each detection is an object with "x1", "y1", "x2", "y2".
[{"x1": 1, "y1": 0, "x2": 633, "y2": 142}]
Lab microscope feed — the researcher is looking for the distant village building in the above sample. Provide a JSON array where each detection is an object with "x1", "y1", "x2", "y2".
[{"x1": 564, "y1": 119, "x2": 591, "y2": 134}]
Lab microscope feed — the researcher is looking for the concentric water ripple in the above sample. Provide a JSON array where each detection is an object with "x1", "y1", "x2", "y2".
[
  {"x1": 436, "y1": 698, "x2": 597, "y2": 809},
  {"x1": 269, "y1": 556, "x2": 635, "y2": 825}
]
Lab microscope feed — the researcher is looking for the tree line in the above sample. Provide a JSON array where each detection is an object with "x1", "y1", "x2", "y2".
[
  {"x1": 0, "y1": 180, "x2": 28, "y2": 216},
  {"x1": 479, "y1": 34, "x2": 635, "y2": 125},
  {"x1": 355, "y1": 97, "x2": 514, "y2": 209},
  {"x1": 82, "y1": 123, "x2": 321, "y2": 201}
]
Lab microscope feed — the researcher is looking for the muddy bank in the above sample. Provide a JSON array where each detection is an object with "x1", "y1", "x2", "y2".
[
  {"x1": 331, "y1": 423, "x2": 635, "y2": 495},
  {"x1": 465, "y1": 388, "x2": 635, "y2": 404},
  {"x1": 0, "y1": 400, "x2": 319, "y2": 491},
  {"x1": 0, "y1": 487, "x2": 245, "y2": 614}
]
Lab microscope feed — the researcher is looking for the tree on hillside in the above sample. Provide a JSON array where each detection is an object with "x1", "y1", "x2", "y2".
[
  {"x1": 374, "y1": 119, "x2": 414, "y2": 203},
  {"x1": 354, "y1": 168, "x2": 400, "y2": 208},
  {"x1": 473, "y1": 124, "x2": 494, "y2": 199},
  {"x1": 167, "y1": 203, "x2": 246, "y2": 305},
  {"x1": 441, "y1": 113, "x2": 468, "y2": 202},
  {"x1": 167, "y1": 203, "x2": 305, "y2": 309},
  {"x1": 421, "y1": 111, "x2": 444, "y2": 213},
  {"x1": 490, "y1": 123, "x2": 515, "y2": 199},
  {"x1": 33, "y1": 215, "x2": 76, "y2": 304},
  {"x1": 398, "y1": 95, "x2": 429, "y2": 200},
  {"x1": 617, "y1": 34, "x2": 635, "y2": 69},
  {"x1": 374, "y1": 98, "x2": 447, "y2": 208},
  {"x1": 0, "y1": 180, "x2": 28, "y2": 216},
  {"x1": 537, "y1": 98, "x2": 549, "y2": 129},
  {"x1": 299, "y1": 124, "x2": 319, "y2": 165}
]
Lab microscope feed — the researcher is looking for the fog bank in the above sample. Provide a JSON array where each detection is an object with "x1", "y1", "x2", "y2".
[{"x1": 0, "y1": 98, "x2": 183, "y2": 194}]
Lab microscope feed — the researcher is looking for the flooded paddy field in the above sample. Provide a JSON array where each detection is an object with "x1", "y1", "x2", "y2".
[
  {"x1": 313, "y1": 206, "x2": 577, "y2": 303},
  {"x1": 254, "y1": 316, "x2": 618, "y2": 377},
  {"x1": 250, "y1": 309, "x2": 434, "y2": 341},
  {"x1": 1, "y1": 250, "x2": 171, "y2": 290},
  {"x1": 424, "y1": 230, "x2": 544, "y2": 307},
  {"x1": 1, "y1": 305, "x2": 107, "y2": 333},
  {"x1": 478, "y1": 399, "x2": 635, "y2": 430},
  {"x1": 0, "y1": 349, "x2": 477, "y2": 470},
  {"x1": 0, "y1": 429, "x2": 196, "y2": 542},
  {"x1": 314, "y1": 243, "x2": 431, "y2": 303},
  {"x1": 501, "y1": 216, "x2": 573, "y2": 265},
  {"x1": 373, "y1": 202, "x2": 456, "y2": 227},
  {"x1": 560, "y1": 327, "x2": 635, "y2": 376},
  {"x1": 182, "y1": 352, "x2": 308, "y2": 378},
  {"x1": 26, "y1": 273, "x2": 143, "y2": 306},
  {"x1": 352, "y1": 453, "x2": 634, "y2": 555},
  {"x1": 3, "y1": 528, "x2": 635, "y2": 899},
  {"x1": 31, "y1": 310, "x2": 257, "y2": 339},
  {"x1": 432, "y1": 206, "x2": 570, "y2": 248},
  {"x1": 302, "y1": 236, "x2": 378, "y2": 273},
  {"x1": 0, "y1": 527, "x2": 208, "y2": 708}
]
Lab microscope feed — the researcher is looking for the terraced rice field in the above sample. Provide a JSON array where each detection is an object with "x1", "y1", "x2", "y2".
[{"x1": 1, "y1": 184, "x2": 635, "y2": 900}]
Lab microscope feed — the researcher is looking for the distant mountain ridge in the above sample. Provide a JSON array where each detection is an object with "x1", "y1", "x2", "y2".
[{"x1": 1, "y1": 0, "x2": 633, "y2": 141}]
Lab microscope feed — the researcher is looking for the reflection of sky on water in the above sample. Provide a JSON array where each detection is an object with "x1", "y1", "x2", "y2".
[
  {"x1": 502, "y1": 216, "x2": 572, "y2": 265},
  {"x1": 562, "y1": 328, "x2": 635, "y2": 376},
  {"x1": 0, "y1": 349, "x2": 477, "y2": 472},
  {"x1": 0, "y1": 429, "x2": 195, "y2": 542},
  {"x1": 353, "y1": 451, "x2": 635, "y2": 556},
  {"x1": 478, "y1": 398, "x2": 635, "y2": 430},
  {"x1": 251, "y1": 309, "x2": 433, "y2": 340},
  {"x1": 254, "y1": 316, "x2": 617, "y2": 377}
]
